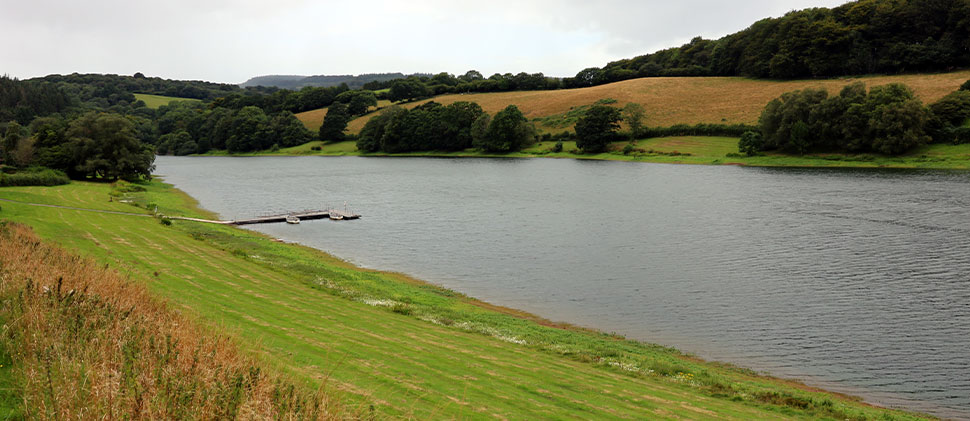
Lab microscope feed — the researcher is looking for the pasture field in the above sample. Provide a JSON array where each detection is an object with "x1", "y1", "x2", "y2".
[
  {"x1": 289, "y1": 71, "x2": 970, "y2": 135},
  {"x1": 133, "y1": 93, "x2": 202, "y2": 109},
  {"x1": 0, "y1": 181, "x2": 933, "y2": 420}
]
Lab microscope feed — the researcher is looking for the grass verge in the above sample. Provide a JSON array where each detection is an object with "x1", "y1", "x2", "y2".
[{"x1": 0, "y1": 181, "x2": 935, "y2": 419}]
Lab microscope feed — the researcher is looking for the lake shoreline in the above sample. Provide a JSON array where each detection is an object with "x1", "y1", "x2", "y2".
[{"x1": 194, "y1": 137, "x2": 970, "y2": 171}]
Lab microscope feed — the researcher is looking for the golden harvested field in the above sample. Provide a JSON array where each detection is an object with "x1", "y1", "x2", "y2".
[
  {"x1": 295, "y1": 99, "x2": 392, "y2": 131},
  {"x1": 330, "y1": 71, "x2": 970, "y2": 134},
  {"x1": 294, "y1": 106, "x2": 328, "y2": 130}
]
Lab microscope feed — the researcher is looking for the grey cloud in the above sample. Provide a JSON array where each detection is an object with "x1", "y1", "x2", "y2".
[{"x1": 0, "y1": 0, "x2": 849, "y2": 82}]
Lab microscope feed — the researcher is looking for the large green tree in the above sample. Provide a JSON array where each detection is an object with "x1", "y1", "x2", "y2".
[
  {"x1": 357, "y1": 106, "x2": 406, "y2": 152},
  {"x1": 319, "y1": 102, "x2": 350, "y2": 142},
  {"x1": 439, "y1": 102, "x2": 485, "y2": 150},
  {"x1": 930, "y1": 90, "x2": 970, "y2": 127},
  {"x1": 1, "y1": 121, "x2": 26, "y2": 164},
  {"x1": 759, "y1": 88, "x2": 828, "y2": 153},
  {"x1": 270, "y1": 112, "x2": 312, "y2": 147},
  {"x1": 387, "y1": 80, "x2": 430, "y2": 102},
  {"x1": 621, "y1": 103, "x2": 646, "y2": 139},
  {"x1": 226, "y1": 106, "x2": 272, "y2": 152},
  {"x1": 575, "y1": 105, "x2": 622, "y2": 153},
  {"x1": 479, "y1": 105, "x2": 534, "y2": 153},
  {"x1": 866, "y1": 84, "x2": 931, "y2": 154},
  {"x1": 64, "y1": 112, "x2": 155, "y2": 180},
  {"x1": 335, "y1": 90, "x2": 378, "y2": 116},
  {"x1": 754, "y1": 82, "x2": 930, "y2": 155}
]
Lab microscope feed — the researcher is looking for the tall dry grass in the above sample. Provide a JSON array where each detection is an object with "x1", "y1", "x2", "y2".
[{"x1": 0, "y1": 221, "x2": 357, "y2": 419}]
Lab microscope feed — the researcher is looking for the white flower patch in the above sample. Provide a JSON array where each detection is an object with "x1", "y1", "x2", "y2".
[
  {"x1": 362, "y1": 298, "x2": 399, "y2": 307},
  {"x1": 418, "y1": 315, "x2": 446, "y2": 325},
  {"x1": 606, "y1": 360, "x2": 641, "y2": 373},
  {"x1": 496, "y1": 334, "x2": 527, "y2": 345},
  {"x1": 453, "y1": 321, "x2": 527, "y2": 345},
  {"x1": 313, "y1": 277, "x2": 354, "y2": 295}
]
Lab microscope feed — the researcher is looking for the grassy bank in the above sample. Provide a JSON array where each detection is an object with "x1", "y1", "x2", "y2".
[
  {"x1": 0, "y1": 181, "x2": 935, "y2": 419},
  {"x1": 0, "y1": 221, "x2": 350, "y2": 419},
  {"x1": 200, "y1": 136, "x2": 970, "y2": 170},
  {"x1": 292, "y1": 71, "x2": 970, "y2": 135}
]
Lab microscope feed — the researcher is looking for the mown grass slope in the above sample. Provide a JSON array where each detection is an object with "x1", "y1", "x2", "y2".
[
  {"x1": 133, "y1": 93, "x2": 202, "y2": 109},
  {"x1": 290, "y1": 71, "x2": 970, "y2": 135},
  {"x1": 0, "y1": 181, "x2": 934, "y2": 419}
]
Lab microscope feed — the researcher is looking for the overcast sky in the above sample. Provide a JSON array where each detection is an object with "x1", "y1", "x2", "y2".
[{"x1": 2, "y1": 0, "x2": 849, "y2": 84}]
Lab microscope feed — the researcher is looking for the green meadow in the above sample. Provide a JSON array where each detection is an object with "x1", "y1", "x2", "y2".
[
  {"x1": 220, "y1": 136, "x2": 970, "y2": 170},
  {"x1": 0, "y1": 181, "x2": 932, "y2": 419},
  {"x1": 133, "y1": 93, "x2": 202, "y2": 109}
]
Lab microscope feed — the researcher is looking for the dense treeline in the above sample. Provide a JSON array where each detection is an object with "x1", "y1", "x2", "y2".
[
  {"x1": 1, "y1": 75, "x2": 160, "y2": 180},
  {"x1": 37, "y1": 73, "x2": 240, "y2": 101},
  {"x1": 152, "y1": 102, "x2": 312, "y2": 154},
  {"x1": 2, "y1": 111, "x2": 154, "y2": 180},
  {"x1": 157, "y1": 86, "x2": 381, "y2": 154},
  {"x1": 0, "y1": 76, "x2": 73, "y2": 124},
  {"x1": 362, "y1": 71, "x2": 563, "y2": 101},
  {"x1": 241, "y1": 72, "x2": 410, "y2": 89},
  {"x1": 340, "y1": 0, "x2": 970, "y2": 98},
  {"x1": 354, "y1": 102, "x2": 536, "y2": 153},
  {"x1": 574, "y1": 0, "x2": 970, "y2": 87},
  {"x1": 212, "y1": 84, "x2": 352, "y2": 114},
  {"x1": 744, "y1": 80, "x2": 970, "y2": 156}
]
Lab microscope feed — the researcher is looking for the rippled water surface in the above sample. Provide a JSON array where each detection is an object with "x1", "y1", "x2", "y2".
[{"x1": 155, "y1": 156, "x2": 970, "y2": 418}]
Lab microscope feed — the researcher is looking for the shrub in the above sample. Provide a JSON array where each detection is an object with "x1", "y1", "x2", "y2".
[
  {"x1": 552, "y1": 140, "x2": 563, "y2": 153},
  {"x1": 953, "y1": 126, "x2": 970, "y2": 144},
  {"x1": 930, "y1": 90, "x2": 970, "y2": 126},
  {"x1": 641, "y1": 123, "x2": 759, "y2": 138},
  {"x1": 738, "y1": 131, "x2": 764, "y2": 156},
  {"x1": 0, "y1": 168, "x2": 70, "y2": 187},
  {"x1": 390, "y1": 303, "x2": 412, "y2": 315}
]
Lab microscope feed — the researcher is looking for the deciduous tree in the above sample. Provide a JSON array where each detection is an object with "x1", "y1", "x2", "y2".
[{"x1": 575, "y1": 105, "x2": 622, "y2": 153}]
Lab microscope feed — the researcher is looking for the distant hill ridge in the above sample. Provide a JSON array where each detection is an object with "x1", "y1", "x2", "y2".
[{"x1": 241, "y1": 73, "x2": 431, "y2": 89}]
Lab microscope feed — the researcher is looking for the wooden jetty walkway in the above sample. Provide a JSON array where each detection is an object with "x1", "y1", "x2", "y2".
[
  {"x1": 231, "y1": 209, "x2": 360, "y2": 225},
  {"x1": 167, "y1": 209, "x2": 360, "y2": 225}
]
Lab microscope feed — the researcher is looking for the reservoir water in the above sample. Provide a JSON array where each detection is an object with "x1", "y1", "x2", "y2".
[{"x1": 154, "y1": 156, "x2": 970, "y2": 419}]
